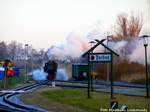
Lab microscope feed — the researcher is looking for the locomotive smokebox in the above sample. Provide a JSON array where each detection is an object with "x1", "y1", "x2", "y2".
[{"x1": 43, "y1": 60, "x2": 58, "y2": 80}]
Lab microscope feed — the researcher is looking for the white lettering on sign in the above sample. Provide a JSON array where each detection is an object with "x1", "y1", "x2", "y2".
[{"x1": 89, "y1": 54, "x2": 112, "y2": 62}]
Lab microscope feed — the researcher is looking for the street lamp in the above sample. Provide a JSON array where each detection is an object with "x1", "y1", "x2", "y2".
[
  {"x1": 140, "y1": 35, "x2": 150, "y2": 98},
  {"x1": 25, "y1": 44, "x2": 28, "y2": 83},
  {"x1": 89, "y1": 41, "x2": 96, "y2": 91},
  {"x1": 106, "y1": 35, "x2": 113, "y2": 82}
]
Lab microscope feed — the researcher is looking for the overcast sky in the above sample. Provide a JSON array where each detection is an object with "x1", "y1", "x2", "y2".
[{"x1": 0, "y1": 0, "x2": 149, "y2": 49}]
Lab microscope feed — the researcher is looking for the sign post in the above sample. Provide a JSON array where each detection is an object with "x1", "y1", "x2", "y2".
[
  {"x1": 110, "y1": 53, "x2": 114, "y2": 99},
  {"x1": 82, "y1": 39, "x2": 119, "y2": 99},
  {"x1": 87, "y1": 54, "x2": 91, "y2": 98},
  {"x1": 89, "y1": 53, "x2": 114, "y2": 99}
]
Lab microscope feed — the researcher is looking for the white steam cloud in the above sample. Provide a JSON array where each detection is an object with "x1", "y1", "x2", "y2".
[
  {"x1": 33, "y1": 37, "x2": 150, "y2": 81},
  {"x1": 47, "y1": 32, "x2": 91, "y2": 60},
  {"x1": 47, "y1": 29, "x2": 107, "y2": 61},
  {"x1": 32, "y1": 69, "x2": 48, "y2": 81},
  {"x1": 47, "y1": 18, "x2": 150, "y2": 65},
  {"x1": 48, "y1": 34, "x2": 150, "y2": 65},
  {"x1": 32, "y1": 69, "x2": 69, "y2": 81},
  {"x1": 109, "y1": 39, "x2": 150, "y2": 65},
  {"x1": 108, "y1": 40, "x2": 128, "y2": 55},
  {"x1": 128, "y1": 40, "x2": 150, "y2": 64},
  {"x1": 56, "y1": 69, "x2": 68, "y2": 81}
]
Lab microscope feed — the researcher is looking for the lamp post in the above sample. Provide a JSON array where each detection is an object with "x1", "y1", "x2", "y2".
[
  {"x1": 106, "y1": 35, "x2": 113, "y2": 82},
  {"x1": 25, "y1": 44, "x2": 28, "y2": 83},
  {"x1": 141, "y1": 35, "x2": 150, "y2": 98},
  {"x1": 89, "y1": 41, "x2": 96, "y2": 91}
]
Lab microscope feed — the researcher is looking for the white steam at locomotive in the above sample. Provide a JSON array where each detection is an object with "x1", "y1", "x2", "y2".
[{"x1": 33, "y1": 60, "x2": 68, "y2": 81}]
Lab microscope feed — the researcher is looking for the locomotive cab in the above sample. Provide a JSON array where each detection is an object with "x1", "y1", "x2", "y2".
[{"x1": 43, "y1": 60, "x2": 58, "y2": 80}]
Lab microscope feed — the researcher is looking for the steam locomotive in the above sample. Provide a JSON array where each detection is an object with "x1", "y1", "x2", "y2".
[{"x1": 43, "y1": 60, "x2": 58, "y2": 80}]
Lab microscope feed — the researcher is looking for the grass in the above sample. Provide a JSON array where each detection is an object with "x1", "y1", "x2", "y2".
[
  {"x1": 42, "y1": 89, "x2": 102, "y2": 112},
  {"x1": 0, "y1": 75, "x2": 33, "y2": 89},
  {"x1": 40, "y1": 89, "x2": 150, "y2": 112}
]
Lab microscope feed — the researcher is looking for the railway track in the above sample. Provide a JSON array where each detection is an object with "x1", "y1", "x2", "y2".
[
  {"x1": 44, "y1": 80, "x2": 150, "y2": 97},
  {"x1": 0, "y1": 82, "x2": 47, "y2": 112},
  {"x1": 0, "y1": 80, "x2": 149, "y2": 111},
  {"x1": 44, "y1": 80, "x2": 150, "y2": 90}
]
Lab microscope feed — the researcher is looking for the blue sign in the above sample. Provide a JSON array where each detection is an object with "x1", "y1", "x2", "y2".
[
  {"x1": 89, "y1": 53, "x2": 112, "y2": 62},
  {"x1": 13, "y1": 67, "x2": 20, "y2": 77},
  {"x1": 0, "y1": 67, "x2": 5, "y2": 79}
]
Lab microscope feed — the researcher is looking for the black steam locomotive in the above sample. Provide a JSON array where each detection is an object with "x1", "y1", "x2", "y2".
[{"x1": 43, "y1": 60, "x2": 58, "y2": 80}]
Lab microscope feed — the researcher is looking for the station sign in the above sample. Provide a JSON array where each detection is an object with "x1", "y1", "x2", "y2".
[{"x1": 89, "y1": 53, "x2": 112, "y2": 62}]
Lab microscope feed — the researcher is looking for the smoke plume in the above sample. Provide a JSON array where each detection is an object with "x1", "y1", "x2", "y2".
[
  {"x1": 32, "y1": 69, "x2": 48, "y2": 81},
  {"x1": 47, "y1": 32, "x2": 91, "y2": 61},
  {"x1": 108, "y1": 40, "x2": 128, "y2": 55},
  {"x1": 56, "y1": 68, "x2": 69, "y2": 81},
  {"x1": 47, "y1": 15, "x2": 150, "y2": 65},
  {"x1": 128, "y1": 40, "x2": 150, "y2": 64},
  {"x1": 32, "y1": 68, "x2": 69, "y2": 81},
  {"x1": 47, "y1": 29, "x2": 106, "y2": 61}
]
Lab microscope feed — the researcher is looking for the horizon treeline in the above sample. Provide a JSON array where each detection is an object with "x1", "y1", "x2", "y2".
[{"x1": 0, "y1": 40, "x2": 48, "y2": 73}]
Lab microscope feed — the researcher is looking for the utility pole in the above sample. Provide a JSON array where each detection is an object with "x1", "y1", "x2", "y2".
[
  {"x1": 89, "y1": 41, "x2": 96, "y2": 91},
  {"x1": 25, "y1": 44, "x2": 28, "y2": 83},
  {"x1": 106, "y1": 35, "x2": 113, "y2": 82}
]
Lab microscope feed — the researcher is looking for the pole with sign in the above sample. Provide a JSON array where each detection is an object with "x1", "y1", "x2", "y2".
[
  {"x1": 89, "y1": 53, "x2": 114, "y2": 99},
  {"x1": 87, "y1": 54, "x2": 91, "y2": 98},
  {"x1": 110, "y1": 53, "x2": 114, "y2": 99},
  {"x1": 82, "y1": 39, "x2": 119, "y2": 99}
]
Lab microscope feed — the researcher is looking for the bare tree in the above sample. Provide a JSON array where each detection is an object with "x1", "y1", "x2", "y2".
[
  {"x1": 113, "y1": 12, "x2": 143, "y2": 41},
  {"x1": 8, "y1": 41, "x2": 17, "y2": 60},
  {"x1": 0, "y1": 41, "x2": 8, "y2": 60}
]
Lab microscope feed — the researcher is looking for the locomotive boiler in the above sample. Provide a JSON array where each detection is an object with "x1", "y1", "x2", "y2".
[{"x1": 43, "y1": 60, "x2": 58, "y2": 80}]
